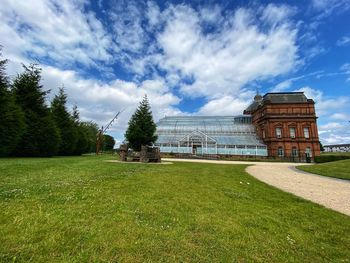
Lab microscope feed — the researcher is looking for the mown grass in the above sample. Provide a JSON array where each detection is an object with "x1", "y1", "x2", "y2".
[
  {"x1": 0, "y1": 156, "x2": 349, "y2": 262},
  {"x1": 297, "y1": 159, "x2": 350, "y2": 180}
]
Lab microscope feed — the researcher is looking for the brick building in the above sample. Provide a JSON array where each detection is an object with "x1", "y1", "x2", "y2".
[{"x1": 244, "y1": 92, "x2": 320, "y2": 160}]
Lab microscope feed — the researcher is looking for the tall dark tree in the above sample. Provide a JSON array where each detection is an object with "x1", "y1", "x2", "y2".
[
  {"x1": 12, "y1": 64, "x2": 60, "y2": 156},
  {"x1": 0, "y1": 50, "x2": 25, "y2": 156},
  {"x1": 103, "y1": 134, "x2": 115, "y2": 151},
  {"x1": 51, "y1": 87, "x2": 78, "y2": 155},
  {"x1": 125, "y1": 95, "x2": 157, "y2": 151},
  {"x1": 71, "y1": 105, "x2": 90, "y2": 155}
]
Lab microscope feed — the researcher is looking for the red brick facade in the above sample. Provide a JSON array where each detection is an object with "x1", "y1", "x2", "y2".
[{"x1": 245, "y1": 93, "x2": 321, "y2": 160}]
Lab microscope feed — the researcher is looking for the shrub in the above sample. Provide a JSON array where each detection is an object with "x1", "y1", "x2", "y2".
[{"x1": 314, "y1": 155, "x2": 350, "y2": 163}]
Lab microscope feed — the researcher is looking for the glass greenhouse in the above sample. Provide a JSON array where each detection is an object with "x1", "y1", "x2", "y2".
[{"x1": 155, "y1": 116, "x2": 268, "y2": 156}]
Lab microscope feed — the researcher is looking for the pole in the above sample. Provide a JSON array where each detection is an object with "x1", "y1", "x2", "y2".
[{"x1": 96, "y1": 110, "x2": 123, "y2": 155}]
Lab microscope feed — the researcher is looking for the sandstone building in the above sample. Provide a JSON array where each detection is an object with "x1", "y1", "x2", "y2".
[
  {"x1": 244, "y1": 92, "x2": 320, "y2": 159},
  {"x1": 155, "y1": 92, "x2": 320, "y2": 161}
]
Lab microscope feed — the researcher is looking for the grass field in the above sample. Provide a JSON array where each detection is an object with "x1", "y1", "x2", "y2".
[
  {"x1": 297, "y1": 159, "x2": 350, "y2": 180},
  {"x1": 0, "y1": 156, "x2": 349, "y2": 262}
]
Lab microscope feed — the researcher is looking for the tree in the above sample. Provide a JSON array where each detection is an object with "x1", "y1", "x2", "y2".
[
  {"x1": 71, "y1": 105, "x2": 90, "y2": 155},
  {"x1": 80, "y1": 121, "x2": 99, "y2": 153},
  {"x1": 51, "y1": 87, "x2": 78, "y2": 155},
  {"x1": 320, "y1": 142, "x2": 325, "y2": 152},
  {"x1": 0, "y1": 50, "x2": 25, "y2": 156},
  {"x1": 103, "y1": 134, "x2": 115, "y2": 151},
  {"x1": 125, "y1": 95, "x2": 157, "y2": 151},
  {"x1": 12, "y1": 64, "x2": 60, "y2": 157}
]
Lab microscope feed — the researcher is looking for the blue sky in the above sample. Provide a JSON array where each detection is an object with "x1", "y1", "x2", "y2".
[{"x1": 1, "y1": 0, "x2": 350, "y2": 145}]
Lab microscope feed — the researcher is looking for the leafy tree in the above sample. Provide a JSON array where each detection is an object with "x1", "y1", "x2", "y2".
[
  {"x1": 0, "y1": 50, "x2": 25, "y2": 156},
  {"x1": 80, "y1": 121, "x2": 99, "y2": 153},
  {"x1": 12, "y1": 64, "x2": 60, "y2": 157},
  {"x1": 51, "y1": 87, "x2": 78, "y2": 155},
  {"x1": 125, "y1": 95, "x2": 157, "y2": 151},
  {"x1": 103, "y1": 134, "x2": 115, "y2": 151}
]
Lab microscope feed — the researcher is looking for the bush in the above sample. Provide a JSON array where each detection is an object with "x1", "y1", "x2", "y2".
[{"x1": 314, "y1": 155, "x2": 350, "y2": 163}]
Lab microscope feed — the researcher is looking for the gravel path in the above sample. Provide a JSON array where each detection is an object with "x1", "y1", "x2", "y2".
[{"x1": 163, "y1": 158, "x2": 350, "y2": 216}]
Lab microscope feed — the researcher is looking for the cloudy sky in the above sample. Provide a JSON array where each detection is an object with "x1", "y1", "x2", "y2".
[{"x1": 1, "y1": 0, "x2": 350, "y2": 145}]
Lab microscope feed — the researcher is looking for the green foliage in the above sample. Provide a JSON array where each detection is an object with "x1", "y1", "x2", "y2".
[
  {"x1": 51, "y1": 87, "x2": 78, "y2": 155},
  {"x1": 125, "y1": 95, "x2": 157, "y2": 151},
  {"x1": 314, "y1": 154, "x2": 350, "y2": 163},
  {"x1": 0, "y1": 53, "x2": 25, "y2": 156},
  {"x1": 12, "y1": 64, "x2": 60, "y2": 157},
  {"x1": 80, "y1": 121, "x2": 99, "y2": 153},
  {"x1": 297, "y1": 159, "x2": 350, "y2": 180},
  {"x1": 319, "y1": 142, "x2": 325, "y2": 152},
  {"x1": 103, "y1": 134, "x2": 115, "y2": 151},
  {"x1": 0, "y1": 156, "x2": 349, "y2": 261}
]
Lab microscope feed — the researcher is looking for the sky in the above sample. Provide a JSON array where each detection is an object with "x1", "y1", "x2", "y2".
[{"x1": 1, "y1": 0, "x2": 350, "y2": 146}]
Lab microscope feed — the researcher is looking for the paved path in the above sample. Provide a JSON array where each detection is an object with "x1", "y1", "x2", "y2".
[{"x1": 163, "y1": 158, "x2": 350, "y2": 216}]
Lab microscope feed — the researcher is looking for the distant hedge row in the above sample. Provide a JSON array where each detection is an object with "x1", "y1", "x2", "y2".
[{"x1": 314, "y1": 155, "x2": 350, "y2": 163}]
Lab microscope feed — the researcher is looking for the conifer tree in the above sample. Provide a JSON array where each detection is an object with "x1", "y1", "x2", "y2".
[
  {"x1": 12, "y1": 64, "x2": 60, "y2": 157},
  {"x1": 125, "y1": 95, "x2": 157, "y2": 151},
  {"x1": 71, "y1": 105, "x2": 89, "y2": 155},
  {"x1": 51, "y1": 87, "x2": 78, "y2": 155},
  {"x1": 0, "y1": 50, "x2": 25, "y2": 156}
]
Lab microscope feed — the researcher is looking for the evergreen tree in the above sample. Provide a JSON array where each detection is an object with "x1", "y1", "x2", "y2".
[
  {"x1": 0, "y1": 50, "x2": 25, "y2": 156},
  {"x1": 103, "y1": 134, "x2": 115, "y2": 151},
  {"x1": 51, "y1": 87, "x2": 78, "y2": 155},
  {"x1": 125, "y1": 95, "x2": 157, "y2": 151},
  {"x1": 71, "y1": 105, "x2": 90, "y2": 155},
  {"x1": 12, "y1": 64, "x2": 60, "y2": 157}
]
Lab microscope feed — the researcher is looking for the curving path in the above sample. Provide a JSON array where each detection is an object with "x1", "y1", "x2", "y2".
[{"x1": 162, "y1": 158, "x2": 350, "y2": 216}]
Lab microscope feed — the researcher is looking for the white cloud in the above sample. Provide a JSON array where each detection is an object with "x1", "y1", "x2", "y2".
[
  {"x1": 337, "y1": 36, "x2": 350, "y2": 46},
  {"x1": 151, "y1": 4, "x2": 299, "y2": 99},
  {"x1": 197, "y1": 96, "x2": 251, "y2": 116},
  {"x1": 295, "y1": 86, "x2": 349, "y2": 116},
  {"x1": 0, "y1": 0, "x2": 114, "y2": 69},
  {"x1": 33, "y1": 64, "x2": 182, "y2": 130},
  {"x1": 330, "y1": 113, "x2": 350, "y2": 121},
  {"x1": 109, "y1": 1, "x2": 146, "y2": 54}
]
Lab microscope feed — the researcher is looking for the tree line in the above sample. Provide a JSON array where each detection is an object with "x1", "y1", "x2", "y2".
[{"x1": 0, "y1": 51, "x2": 114, "y2": 157}]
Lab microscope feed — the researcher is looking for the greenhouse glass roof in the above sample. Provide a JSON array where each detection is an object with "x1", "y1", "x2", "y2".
[{"x1": 156, "y1": 116, "x2": 265, "y2": 147}]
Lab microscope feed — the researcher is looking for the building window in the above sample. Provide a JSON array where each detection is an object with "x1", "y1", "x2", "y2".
[
  {"x1": 304, "y1": 127, "x2": 310, "y2": 138},
  {"x1": 290, "y1": 127, "x2": 296, "y2": 138},
  {"x1": 276, "y1": 127, "x2": 282, "y2": 138},
  {"x1": 278, "y1": 147, "x2": 284, "y2": 157},
  {"x1": 305, "y1": 147, "x2": 312, "y2": 157},
  {"x1": 292, "y1": 147, "x2": 298, "y2": 157}
]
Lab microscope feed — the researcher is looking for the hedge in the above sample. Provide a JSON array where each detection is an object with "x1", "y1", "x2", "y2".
[{"x1": 314, "y1": 155, "x2": 350, "y2": 163}]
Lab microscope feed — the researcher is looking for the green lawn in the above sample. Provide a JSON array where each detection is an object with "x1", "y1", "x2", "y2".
[
  {"x1": 297, "y1": 159, "x2": 350, "y2": 180},
  {"x1": 0, "y1": 156, "x2": 349, "y2": 262}
]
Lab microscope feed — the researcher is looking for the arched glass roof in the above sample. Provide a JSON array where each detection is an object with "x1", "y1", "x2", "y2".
[{"x1": 156, "y1": 116, "x2": 265, "y2": 147}]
